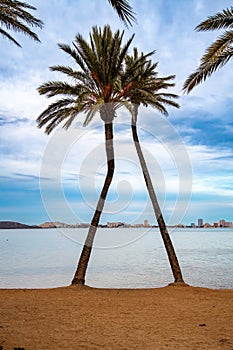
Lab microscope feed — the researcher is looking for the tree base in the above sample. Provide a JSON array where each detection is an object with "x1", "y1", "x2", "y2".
[
  {"x1": 71, "y1": 277, "x2": 85, "y2": 286},
  {"x1": 168, "y1": 281, "x2": 189, "y2": 287}
]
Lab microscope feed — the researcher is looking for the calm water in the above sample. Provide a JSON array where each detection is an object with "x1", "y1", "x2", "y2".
[{"x1": 0, "y1": 227, "x2": 233, "y2": 289}]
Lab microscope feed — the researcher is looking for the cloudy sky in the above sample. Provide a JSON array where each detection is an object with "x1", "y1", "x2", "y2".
[{"x1": 1, "y1": 0, "x2": 233, "y2": 226}]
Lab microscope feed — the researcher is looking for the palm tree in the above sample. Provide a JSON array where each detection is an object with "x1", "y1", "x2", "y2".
[
  {"x1": 37, "y1": 25, "x2": 135, "y2": 286},
  {"x1": 108, "y1": 0, "x2": 136, "y2": 27},
  {"x1": 123, "y1": 49, "x2": 184, "y2": 284},
  {"x1": 183, "y1": 7, "x2": 233, "y2": 93},
  {"x1": 0, "y1": 0, "x2": 43, "y2": 47}
]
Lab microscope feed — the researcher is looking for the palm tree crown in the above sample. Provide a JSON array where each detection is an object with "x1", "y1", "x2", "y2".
[
  {"x1": 37, "y1": 25, "x2": 134, "y2": 133},
  {"x1": 123, "y1": 48, "x2": 179, "y2": 119},
  {"x1": 0, "y1": 0, "x2": 43, "y2": 47},
  {"x1": 183, "y1": 7, "x2": 233, "y2": 93}
]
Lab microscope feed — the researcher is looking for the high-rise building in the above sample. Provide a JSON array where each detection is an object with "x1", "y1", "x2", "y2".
[
  {"x1": 219, "y1": 219, "x2": 225, "y2": 227},
  {"x1": 198, "y1": 218, "x2": 203, "y2": 227},
  {"x1": 144, "y1": 219, "x2": 149, "y2": 227},
  {"x1": 224, "y1": 221, "x2": 233, "y2": 227}
]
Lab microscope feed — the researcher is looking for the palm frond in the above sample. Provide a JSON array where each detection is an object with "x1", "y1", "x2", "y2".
[
  {"x1": 1, "y1": 0, "x2": 37, "y2": 11},
  {"x1": 154, "y1": 95, "x2": 180, "y2": 109},
  {"x1": 108, "y1": 0, "x2": 136, "y2": 27},
  {"x1": 116, "y1": 33, "x2": 135, "y2": 73},
  {"x1": 183, "y1": 47, "x2": 233, "y2": 93},
  {"x1": 58, "y1": 43, "x2": 88, "y2": 73},
  {"x1": 75, "y1": 32, "x2": 98, "y2": 74},
  {"x1": 0, "y1": 14, "x2": 41, "y2": 41},
  {"x1": 0, "y1": 26, "x2": 21, "y2": 46},
  {"x1": 37, "y1": 98, "x2": 76, "y2": 121},
  {"x1": 200, "y1": 30, "x2": 233, "y2": 63},
  {"x1": 44, "y1": 108, "x2": 77, "y2": 134},
  {"x1": 50, "y1": 65, "x2": 93, "y2": 85},
  {"x1": 63, "y1": 103, "x2": 88, "y2": 130},
  {"x1": 0, "y1": 1, "x2": 43, "y2": 27},
  {"x1": 0, "y1": 0, "x2": 43, "y2": 46},
  {"x1": 122, "y1": 48, "x2": 179, "y2": 118},
  {"x1": 37, "y1": 104, "x2": 87, "y2": 135},
  {"x1": 183, "y1": 31, "x2": 233, "y2": 93},
  {"x1": 154, "y1": 92, "x2": 179, "y2": 100},
  {"x1": 38, "y1": 81, "x2": 85, "y2": 98},
  {"x1": 196, "y1": 7, "x2": 233, "y2": 32},
  {"x1": 83, "y1": 103, "x2": 101, "y2": 127},
  {"x1": 183, "y1": 6, "x2": 233, "y2": 93}
]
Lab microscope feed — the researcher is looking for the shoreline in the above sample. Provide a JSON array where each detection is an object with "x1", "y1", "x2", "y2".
[
  {"x1": 1, "y1": 284, "x2": 233, "y2": 350},
  {"x1": 1, "y1": 282, "x2": 233, "y2": 291}
]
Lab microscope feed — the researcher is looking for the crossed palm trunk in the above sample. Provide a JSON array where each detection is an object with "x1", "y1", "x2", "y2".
[
  {"x1": 71, "y1": 112, "x2": 114, "y2": 285},
  {"x1": 72, "y1": 108, "x2": 185, "y2": 286},
  {"x1": 37, "y1": 25, "x2": 184, "y2": 286},
  {"x1": 131, "y1": 107, "x2": 184, "y2": 284}
]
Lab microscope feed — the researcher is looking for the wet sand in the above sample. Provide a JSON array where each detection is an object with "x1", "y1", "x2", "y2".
[{"x1": 0, "y1": 284, "x2": 233, "y2": 350}]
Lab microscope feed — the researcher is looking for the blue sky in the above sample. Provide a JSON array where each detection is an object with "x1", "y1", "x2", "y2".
[{"x1": 1, "y1": 0, "x2": 233, "y2": 226}]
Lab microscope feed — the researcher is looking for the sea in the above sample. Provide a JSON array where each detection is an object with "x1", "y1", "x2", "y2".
[{"x1": 0, "y1": 227, "x2": 233, "y2": 289}]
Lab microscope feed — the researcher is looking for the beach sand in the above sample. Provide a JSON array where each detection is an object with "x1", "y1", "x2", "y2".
[{"x1": 0, "y1": 284, "x2": 233, "y2": 350}]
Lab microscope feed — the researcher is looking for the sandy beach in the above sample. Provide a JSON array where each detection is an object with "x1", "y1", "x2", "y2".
[{"x1": 0, "y1": 284, "x2": 233, "y2": 350}]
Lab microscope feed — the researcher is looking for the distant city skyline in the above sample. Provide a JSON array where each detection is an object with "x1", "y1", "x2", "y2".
[
  {"x1": 1, "y1": 217, "x2": 233, "y2": 230},
  {"x1": 190, "y1": 218, "x2": 233, "y2": 228}
]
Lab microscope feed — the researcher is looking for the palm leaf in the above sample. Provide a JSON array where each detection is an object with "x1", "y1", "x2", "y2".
[
  {"x1": 200, "y1": 30, "x2": 233, "y2": 63},
  {"x1": 38, "y1": 81, "x2": 85, "y2": 98},
  {"x1": 183, "y1": 47, "x2": 233, "y2": 93},
  {"x1": 0, "y1": 26, "x2": 21, "y2": 46},
  {"x1": 184, "y1": 7, "x2": 233, "y2": 92},
  {"x1": 196, "y1": 7, "x2": 233, "y2": 31},
  {"x1": 83, "y1": 103, "x2": 101, "y2": 127},
  {"x1": 58, "y1": 43, "x2": 88, "y2": 74},
  {"x1": 183, "y1": 31, "x2": 233, "y2": 93},
  {"x1": 0, "y1": 0, "x2": 43, "y2": 46},
  {"x1": 108, "y1": 0, "x2": 136, "y2": 27}
]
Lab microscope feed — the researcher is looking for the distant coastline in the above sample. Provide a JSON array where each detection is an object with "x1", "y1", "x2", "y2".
[
  {"x1": 0, "y1": 220, "x2": 233, "y2": 230},
  {"x1": 0, "y1": 221, "x2": 40, "y2": 229},
  {"x1": 0, "y1": 220, "x2": 91, "y2": 229}
]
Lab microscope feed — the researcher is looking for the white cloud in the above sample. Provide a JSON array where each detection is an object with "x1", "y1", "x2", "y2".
[
  {"x1": 1, "y1": 0, "x2": 233, "y2": 224},
  {"x1": 0, "y1": 74, "x2": 48, "y2": 120}
]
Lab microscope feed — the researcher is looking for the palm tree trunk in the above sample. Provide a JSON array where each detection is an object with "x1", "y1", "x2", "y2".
[
  {"x1": 71, "y1": 120, "x2": 114, "y2": 285},
  {"x1": 131, "y1": 120, "x2": 184, "y2": 284}
]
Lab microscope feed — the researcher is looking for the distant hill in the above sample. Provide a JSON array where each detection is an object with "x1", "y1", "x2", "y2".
[{"x1": 0, "y1": 221, "x2": 39, "y2": 229}]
